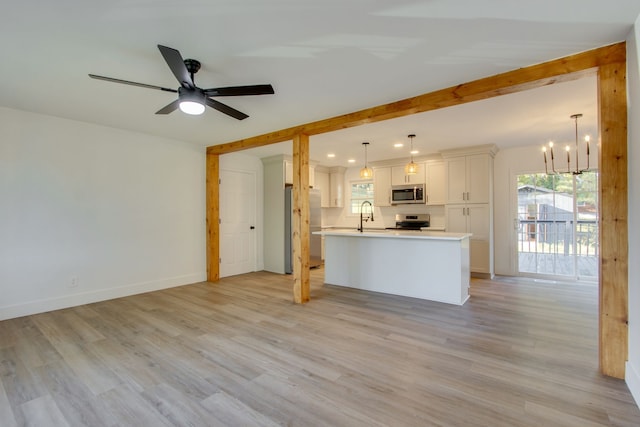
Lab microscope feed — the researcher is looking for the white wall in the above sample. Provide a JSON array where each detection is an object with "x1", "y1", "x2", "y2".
[
  {"x1": 0, "y1": 107, "x2": 206, "y2": 320},
  {"x1": 626, "y1": 19, "x2": 640, "y2": 407},
  {"x1": 219, "y1": 152, "x2": 265, "y2": 272}
]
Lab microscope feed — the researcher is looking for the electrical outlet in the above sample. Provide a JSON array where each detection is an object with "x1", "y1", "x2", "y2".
[{"x1": 69, "y1": 276, "x2": 79, "y2": 289}]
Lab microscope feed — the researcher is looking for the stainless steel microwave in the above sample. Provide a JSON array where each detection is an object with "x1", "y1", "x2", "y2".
[{"x1": 391, "y1": 184, "x2": 425, "y2": 205}]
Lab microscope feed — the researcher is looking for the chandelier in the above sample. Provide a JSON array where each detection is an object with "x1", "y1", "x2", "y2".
[{"x1": 542, "y1": 113, "x2": 591, "y2": 175}]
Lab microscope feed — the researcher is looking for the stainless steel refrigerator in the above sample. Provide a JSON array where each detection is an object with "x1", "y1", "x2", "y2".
[{"x1": 285, "y1": 187, "x2": 322, "y2": 274}]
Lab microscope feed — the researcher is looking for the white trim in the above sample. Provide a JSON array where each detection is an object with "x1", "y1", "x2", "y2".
[
  {"x1": 626, "y1": 361, "x2": 640, "y2": 409},
  {"x1": 440, "y1": 143, "x2": 499, "y2": 159},
  {"x1": 0, "y1": 273, "x2": 206, "y2": 321}
]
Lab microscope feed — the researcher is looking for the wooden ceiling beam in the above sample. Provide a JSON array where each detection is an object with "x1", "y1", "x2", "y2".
[{"x1": 207, "y1": 42, "x2": 624, "y2": 155}]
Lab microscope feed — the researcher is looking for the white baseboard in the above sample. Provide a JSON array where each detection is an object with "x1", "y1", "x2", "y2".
[
  {"x1": 627, "y1": 361, "x2": 640, "y2": 409},
  {"x1": 0, "y1": 273, "x2": 206, "y2": 321}
]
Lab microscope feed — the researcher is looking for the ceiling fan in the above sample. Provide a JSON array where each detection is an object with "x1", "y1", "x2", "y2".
[{"x1": 89, "y1": 45, "x2": 274, "y2": 120}]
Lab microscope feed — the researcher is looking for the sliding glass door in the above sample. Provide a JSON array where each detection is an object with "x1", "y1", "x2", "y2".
[{"x1": 516, "y1": 171, "x2": 598, "y2": 281}]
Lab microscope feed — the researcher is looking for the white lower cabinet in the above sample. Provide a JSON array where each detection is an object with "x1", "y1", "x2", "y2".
[{"x1": 446, "y1": 203, "x2": 490, "y2": 274}]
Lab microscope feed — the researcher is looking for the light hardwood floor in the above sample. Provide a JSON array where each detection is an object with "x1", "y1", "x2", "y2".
[{"x1": 1, "y1": 269, "x2": 639, "y2": 426}]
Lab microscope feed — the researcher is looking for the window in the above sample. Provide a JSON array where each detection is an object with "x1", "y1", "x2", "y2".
[{"x1": 350, "y1": 181, "x2": 374, "y2": 214}]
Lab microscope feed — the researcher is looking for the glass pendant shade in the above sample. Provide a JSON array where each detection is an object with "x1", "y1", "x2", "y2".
[
  {"x1": 360, "y1": 166, "x2": 373, "y2": 179},
  {"x1": 360, "y1": 142, "x2": 373, "y2": 179},
  {"x1": 405, "y1": 134, "x2": 418, "y2": 175},
  {"x1": 404, "y1": 161, "x2": 418, "y2": 175}
]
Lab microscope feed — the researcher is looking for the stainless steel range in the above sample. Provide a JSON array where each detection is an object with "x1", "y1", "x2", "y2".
[{"x1": 390, "y1": 213, "x2": 430, "y2": 230}]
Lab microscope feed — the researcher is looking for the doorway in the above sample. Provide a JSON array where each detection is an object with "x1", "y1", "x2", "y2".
[
  {"x1": 515, "y1": 171, "x2": 599, "y2": 281},
  {"x1": 219, "y1": 169, "x2": 257, "y2": 277}
]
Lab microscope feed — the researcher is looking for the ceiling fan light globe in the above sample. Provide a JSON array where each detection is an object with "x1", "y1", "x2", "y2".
[{"x1": 179, "y1": 100, "x2": 205, "y2": 115}]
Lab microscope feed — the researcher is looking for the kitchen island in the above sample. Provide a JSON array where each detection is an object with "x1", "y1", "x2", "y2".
[{"x1": 315, "y1": 229, "x2": 472, "y2": 305}]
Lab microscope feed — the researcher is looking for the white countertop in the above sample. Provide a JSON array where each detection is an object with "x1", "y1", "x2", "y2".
[{"x1": 314, "y1": 229, "x2": 472, "y2": 241}]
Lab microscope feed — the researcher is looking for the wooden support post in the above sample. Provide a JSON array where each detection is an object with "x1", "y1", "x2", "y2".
[
  {"x1": 206, "y1": 152, "x2": 220, "y2": 282},
  {"x1": 598, "y1": 61, "x2": 628, "y2": 379},
  {"x1": 292, "y1": 134, "x2": 310, "y2": 303}
]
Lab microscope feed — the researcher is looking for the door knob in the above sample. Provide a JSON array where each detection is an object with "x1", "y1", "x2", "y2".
[{"x1": 250, "y1": 226, "x2": 255, "y2": 230}]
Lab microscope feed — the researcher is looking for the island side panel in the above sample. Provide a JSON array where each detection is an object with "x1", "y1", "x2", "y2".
[{"x1": 323, "y1": 234, "x2": 470, "y2": 305}]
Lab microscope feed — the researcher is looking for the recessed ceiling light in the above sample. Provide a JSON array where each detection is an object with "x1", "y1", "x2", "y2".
[
  {"x1": 327, "y1": 153, "x2": 336, "y2": 158},
  {"x1": 348, "y1": 159, "x2": 356, "y2": 163},
  {"x1": 394, "y1": 143, "x2": 404, "y2": 148},
  {"x1": 411, "y1": 150, "x2": 419, "y2": 155}
]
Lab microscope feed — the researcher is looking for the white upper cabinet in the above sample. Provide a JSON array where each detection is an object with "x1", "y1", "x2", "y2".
[
  {"x1": 446, "y1": 154, "x2": 491, "y2": 204},
  {"x1": 284, "y1": 160, "x2": 316, "y2": 188},
  {"x1": 391, "y1": 164, "x2": 425, "y2": 186},
  {"x1": 425, "y1": 161, "x2": 447, "y2": 205},
  {"x1": 373, "y1": 167, "x2": 392, "y2": 207},
  {"x1": 314, "y1": 170, "x2": 330, "y2": 208},
  {"x1": 312, "y1": 166, "x2": 344, "y2": 208},
  {"x1": 309, "y1": 165, "x2": 316, "y2": 188},
  {"x1": 328, "y1": 167, "x2": 345, "y2": 208}
]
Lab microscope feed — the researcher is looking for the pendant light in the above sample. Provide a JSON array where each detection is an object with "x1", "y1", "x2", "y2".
[
  {"x1": 404, "y1": 134, "x2": 419, "y2": 175},
  {"x1": 360, "y1": 142, "x2": 373, "y2": 179}
]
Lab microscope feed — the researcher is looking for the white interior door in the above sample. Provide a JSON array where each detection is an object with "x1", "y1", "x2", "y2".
[{"x1": 220, "y1": 169, "x2": 256, "y2": 278}]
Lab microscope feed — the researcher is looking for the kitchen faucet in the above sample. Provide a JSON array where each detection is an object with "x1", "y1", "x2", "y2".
[{"x1": 358, "y1": 200, "x2": 374, "y2": 232}]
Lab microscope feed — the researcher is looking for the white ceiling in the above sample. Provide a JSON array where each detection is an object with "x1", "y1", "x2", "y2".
[{"x1": 1, "y1": 1, "x2": 638, "y2": 166}]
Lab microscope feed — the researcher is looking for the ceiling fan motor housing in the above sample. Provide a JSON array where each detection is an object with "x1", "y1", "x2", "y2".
[
  {"x1": 178, "y1": 86, "x2": 206, "y2": 103},
  {"x1": 183, "y1": 59, "x2": 201, "y2": 75}
]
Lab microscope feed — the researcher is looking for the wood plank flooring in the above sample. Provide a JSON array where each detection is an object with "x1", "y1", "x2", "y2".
[{"x1": 1, "y1": 269, "x2": 639, "y2": 426}]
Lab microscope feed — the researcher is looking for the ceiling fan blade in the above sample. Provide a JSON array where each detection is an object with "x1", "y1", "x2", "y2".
[
  {"x1": 205, "y1": 98, "x2": 249, "y2": 120},
  {"x1": 157, "y1": 44, "x2": 195, "y2": 89},
  {"x1": 155, "y1": 99, "x2": 181, "y2": 115},
  {"x1": 88, "y1": 74, "x2": 177, "y2": 93},
  {"x1": 203, "y1": 84, "x2": 275, "y2": 97}
]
